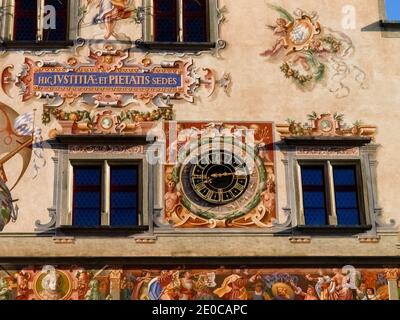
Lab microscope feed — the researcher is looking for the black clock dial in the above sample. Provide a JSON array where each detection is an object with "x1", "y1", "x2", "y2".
[{"x1": 189, "y1": 150, "x2": 250, "y2": 205}]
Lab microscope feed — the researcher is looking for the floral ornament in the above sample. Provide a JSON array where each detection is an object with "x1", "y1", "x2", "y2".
[
  {"x1": 276, "y1": 112, "x2": 377, "y2": 139},
  {"x1": 42, "y1": 107, "x2": 173, "y2": 125},
  {"x1": 260, "y1": 4, "x2": 367, "y2": 98}
]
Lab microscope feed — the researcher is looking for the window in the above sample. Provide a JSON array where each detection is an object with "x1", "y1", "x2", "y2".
[
  {"x1": 72, "y1": 163, "x2": 140, "y2": 228},
  {"x1": 385, "y1": 0, "x2": 400, "y2": 21},
  {"x1": 8, "y1": 0, "x2": 70, "y2": 45},
  {"x1": 299, "y1": 162, "x2": 364, "y2": 227},
  {"x1": 153, "y1": 0, "x2": 209, "y2": 43}
]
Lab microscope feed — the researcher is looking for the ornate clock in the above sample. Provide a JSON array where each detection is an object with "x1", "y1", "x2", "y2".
[{"x1": 177, "y1": 138, "x2": 266, "y2": 221}]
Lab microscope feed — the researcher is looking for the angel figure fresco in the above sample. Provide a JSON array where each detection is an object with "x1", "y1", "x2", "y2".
[
  {"x1": 88, "y1": 0, "x2": 134, "y2": 39},
  {"x1": 260, "y1": 4, "x2": 367, "y2": 97}
]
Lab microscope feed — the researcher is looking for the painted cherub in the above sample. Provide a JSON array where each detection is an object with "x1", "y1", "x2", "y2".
[
  {"x1": 287, "y1": 39, "x2": 330, "y2": 71},
  {"x1": 89, "y1": 0, "x2": 133, "y2": 39},
  {"x1": 260, "y1": 4, "x2": 295, "y2": 57},
  {"x1": 260, "y1": 18, "x2": 290, "y2": 57}
]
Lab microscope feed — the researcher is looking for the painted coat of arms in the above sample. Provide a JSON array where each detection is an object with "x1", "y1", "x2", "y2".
[{"x1": 260, "y1": 4, "x2": 367, "y2": 98}]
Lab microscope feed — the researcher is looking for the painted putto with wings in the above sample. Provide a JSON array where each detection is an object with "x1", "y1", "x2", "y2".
[
  {"x1": 260, "y1": 4, "x2": 367, "y2": 98},
  {"x1": 88, "y1": 0, "x2": 135, "y2": 39}
]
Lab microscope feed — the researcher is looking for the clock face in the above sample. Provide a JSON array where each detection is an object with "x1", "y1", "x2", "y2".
[
  {"x1": 190, "y1": 150, "x2": 250, "y2": 205},
  {"x1": 178, "y1": 139, "x2": 265, "y2": 221}
]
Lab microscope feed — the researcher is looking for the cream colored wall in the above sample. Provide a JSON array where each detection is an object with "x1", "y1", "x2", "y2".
[{"x1": 0, "y1": 0, "x2": 399, "y2": 256}]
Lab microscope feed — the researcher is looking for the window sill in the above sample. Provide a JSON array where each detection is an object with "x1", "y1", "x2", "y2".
[
  {"x1": 295, "y1": 225, "x2": 372, "y2": 235},
  {"x1": 380, "y1": 20, "x2": 400, "y2": 29},
  {"x1": 56, "y1": 226, "x2": 149, "y2": 237},
  {"x1": 135, "y1": 41, "x2": 216, "y2": 52},
  {"x1": 282, "y1": 136, "x2": 372, "y2": 146},
  {"x1": 0, "y1": 41, "x2": 74, "y2": 50}
]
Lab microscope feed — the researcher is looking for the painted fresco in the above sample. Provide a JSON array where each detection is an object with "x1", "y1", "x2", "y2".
[
  {"x1": 0, "y1": 266, "x2": 398, "y2": 300},
  {"x1": 161, "y1": 122, "x2": 276, "y2": 229},
  {"x1": 260, "y1": 4, "x2": 367, "y2": 98}
]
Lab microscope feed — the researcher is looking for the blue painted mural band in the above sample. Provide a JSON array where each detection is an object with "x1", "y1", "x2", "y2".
[{"x1": 34, "y1": 72, "x2": 182, "y2": 89}]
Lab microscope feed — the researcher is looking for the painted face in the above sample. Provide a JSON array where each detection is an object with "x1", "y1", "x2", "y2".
[
  {"x1": 366, "y1": 288, "x2": 375, "y2": 295},
  {"x1": 277, "y1": 286, "x2": 286, "y2": 296},
  {"x1": 307, "y1": 287, "x2": 315, "y2": 296},
  {"x1": 167, "y1": 182, "x2": 176, "y2": 192}
]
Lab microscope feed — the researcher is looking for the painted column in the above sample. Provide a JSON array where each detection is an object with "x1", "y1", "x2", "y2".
[
  {"x1": 385, "y1": 269, "x2": 399, "y2": 300},
  {"x1": 109, "y1": 270, "x2": 123, "y2": 301}
]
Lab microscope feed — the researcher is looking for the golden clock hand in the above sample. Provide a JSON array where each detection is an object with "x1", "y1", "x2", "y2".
[{"x1": 210, "y1": 172, "x2": 247, "y2": 178}]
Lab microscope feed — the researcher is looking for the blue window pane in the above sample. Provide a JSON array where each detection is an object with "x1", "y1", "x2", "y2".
[
  {"x1": 301, "y1": 167, "x2": 324, "y2": 185},
  {"x1": 184, "y1": 0, "x2": 206, "y2": 13},
  {"x1": 16, "y1": 0, "x2": 37, "y2": 10},
  {"x1": 333, "y1": 166, "x2": 361, "y2": 226},
  {"x1": 184, "y1": 18, "x2": 207, "y2": 42},
  {"x1": 303, "y1": 192, "x2": 325, "y2": 208},
  {"x1": 14, "y1": 19, "x2": 37, "y2": 41},
  {"x1": 75, "y1": 168, "x2": 101, "y2": 186},
  {"x1": 14, "y1": 0, "x2": 38, "y2": 41},
  {"x1": 111, "y1": 192, "x2": 137, "y2": 208},
  {"x1": 156, "y1": 0, "x2": 176, "y2": 12},
  {"x1": 73, "y1": 209, "x2": 101, "y2": 227},
  {"x1": 301, "y1": 166, "x2": 327, "y2": 226},
  {"x1": 154, "y1": 18, "x2": 177, "y2": 41},
  {"x1": 336, "y1": 209, "x2": 360, "y2": 225},
  {"x1": 110, "y1": 166, "x2": 139, "y2": 226},
  {"x1": 73, "y1": 166, "x2": 102, "y2": 227},
  {"x1": 111, "y1": 168, "x2": 138, "y2": 186},
  {"x1": 303, "y1": 192, "x2": 327, "y2": 225},
  {"x1": 111, "y1": 209, "x2": 138, "y2": 226},
  {"x1": 333, "y1": 168, "x2": 356, "y2": 186},
  {"x1": 304, "y1": 208, "x2": 328, "y2": 226},
  {"x1": 75, "y1": 192, "x2": 101, "y2": 208},
  {"x1": 386, "y1": 0, "x2": 400, "y2": 20},
  {"x1": 44, "y1": 0, "x2": 68, "y2": 41},
  {"x1": 335, "y1": 192, "x2": 357, "y2": 207}
]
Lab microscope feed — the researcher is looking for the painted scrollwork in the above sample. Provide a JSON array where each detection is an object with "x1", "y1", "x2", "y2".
[{"x1": 260, "y1": 3, "x2": 367, "y2": 98}]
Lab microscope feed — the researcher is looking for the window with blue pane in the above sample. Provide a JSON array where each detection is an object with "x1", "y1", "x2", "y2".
[
  {"x1": 183, "y1": 0, "x2": 208, "y2": 42},
  {"x1": 13, "y1": 0, "x2": 69, "y2": 42},
  {"x1": 333, "y1": 166, "x2": 361, "y2": 226},
  {"x1": 43, "y1": 0, "x2": 69, "y2": 41},
  {"x1": 385, "y1": 0, "x2": 400, "y2": 21},
  {"x1": 153, "y1": 0, "x2": 209, "y2": 43},
  {"x1": 14, "y1": 0, "x2": 38, "y2": 41},
  {"x1": 154, "y1": 0, "x2": 178, "y2": 42},
  {"x1": 73, "y1": 166, "x2": 102, "y2": 227},
  {"x1": 110, "y1": 166, "x2": 139, "y2": 226},
  {"x1": 301, "y1": 166, "x2": 328, "y2": 226}
]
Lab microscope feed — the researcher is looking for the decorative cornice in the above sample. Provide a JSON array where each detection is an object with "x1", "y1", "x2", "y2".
[
  {"x1": 52, "y1": 236, "x2": 75, "y2": 244},
  {"x1": 134, "y1": 235, "x2": 157, "y2": 244},
  {"x1": 277, "y1": 112, "x2": 377, "y2": 140},
  {"x1": 289, "y1": 236, "x2": 311, "y2": 244},
  {"x1": 357, "y1": 235, "x2": 381, "y2": 243}
]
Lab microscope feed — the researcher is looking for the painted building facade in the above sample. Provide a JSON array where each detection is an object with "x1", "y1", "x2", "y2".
[{"x1": 0, "y1": 0, "x2": 399, "y2": 300}]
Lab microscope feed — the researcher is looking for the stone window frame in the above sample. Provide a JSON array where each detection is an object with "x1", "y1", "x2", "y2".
[
  {"x1": 67, "y1": 160, "x2": 144, "y2": 227},
  {"x1": 295, "y1": 159, "x2": 369, "y2": 228},
  {"x1": 0, "y1": 0, "x2": 81, "y2": 50},
  {"x1": 280, "y1": 142, "x2": 396, "y2": 236},
  {"x1": 36, "y1": 139, "x2": 159, "y2": 238},
  {"x1": 138, "y1": 0, "x2": 226, "y2": 54}
]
